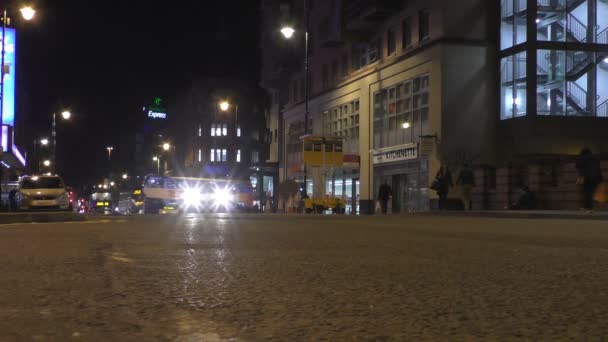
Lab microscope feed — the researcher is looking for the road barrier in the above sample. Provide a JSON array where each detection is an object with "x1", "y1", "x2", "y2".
[{"x1": 0, "y1": 212, "x2": 86, "y2": 224}]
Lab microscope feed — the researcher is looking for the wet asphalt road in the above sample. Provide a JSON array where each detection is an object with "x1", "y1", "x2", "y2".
[{"x1": 1, "y1": 214, "x2": 608, "y2": 341}]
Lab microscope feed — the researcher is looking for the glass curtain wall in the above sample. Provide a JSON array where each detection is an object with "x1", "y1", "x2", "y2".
[
  {"x1": 500, "y1": 0, "x2": 608, "y2": 119},
  {"x1": 501, "y1": 0, "x2": 527, "y2": 50},
  {"x1": 373, "y1": 74, "x2": 430, "y2": 148},
  {"x1": 501, "y1": 52, "x2": 528, "y2": 119}
]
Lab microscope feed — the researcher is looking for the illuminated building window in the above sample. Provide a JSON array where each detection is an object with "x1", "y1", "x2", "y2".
[
  {"x1": 236, "y1": 149, "x2": 241, "y2": 162},
  {"x1": 419, "y1": 9, "x2": 430, "y2": 41},
  {"x1": 198, "y1": 125, "x2": 202, "y2": 137},
  {"x1": 210, "y1": 149, "x2": 215, "y2": 162},
  {"x1": 387, "y1": 27, "x2": 396, "y2": 55},
  {"x1": 216, "y1": 124, "x2": 222, "y2": 136},
  {"x1": 237, "y1": 126, "x2": 241, "y2": 137},
  {"x1": 222, "y1": 124, "x2": 228, "y2": 136},
  {"x1": 221, "y1": 149, "x2": 227, "y2": 162},
  {"x1": 251, "y1": 150, "x2": 259, "y2": 163},
  {"x1": 198, "y1": 148, "x2": 202, "y2": 162},
  {"x1": 211, "y1": 124, "x2": 216, "y2": 136}
]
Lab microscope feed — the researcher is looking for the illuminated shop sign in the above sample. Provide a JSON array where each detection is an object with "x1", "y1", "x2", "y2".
[
  {"x1": 2, "y1": 28, "x2": 16, "y2": 126},
  {"x1": 144, "y1": 97, "x2": 167, "y2": 119},
  {"x1": 373, "y1": 143, "x2": 418, "y2": 165},
  {"x1": 148, "y1": 110, "x2": 167, "y2": 119}
]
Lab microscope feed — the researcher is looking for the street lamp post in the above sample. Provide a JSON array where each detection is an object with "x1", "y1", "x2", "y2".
[
  {"x1": 1, "y1": 6, "x2": 35, "y2": 150},
  {"x1": 33, "y1": 138, "x2": 49, "y2": 173},
  {"x1": 281, "y1": 0, "x2": 310, "y2": 196},
  {"x1": 152, "y1": 156, "x2": 160, "y2": 174},
  {"x1": 52, "y1": 110, "x2": 71, "y2": 166},
  {"x1": 219, "y1": 100, "x2": 239, "y2": 135},
  {"x1": 106, "y1": 146, "x2": 114, "y2": 161}
]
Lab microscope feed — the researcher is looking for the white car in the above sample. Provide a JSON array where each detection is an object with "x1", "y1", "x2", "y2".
[{"x1": 17, "y1": 176, "x2": 71, "y2": 211}]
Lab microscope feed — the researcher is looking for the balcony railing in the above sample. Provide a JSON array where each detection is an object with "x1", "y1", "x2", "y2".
[
  {"x1": 598, "y1": 27, "x2": 608, "y2": 45},
  {"x1": 344, "y1": 0, "x2": 403, "y2": 31},
  {"x1": 566, "y1": 13, "x2": 587, "y2": 42},
  {"x1": 598, "y1": 100, "x2": 608, "y2": 117},
  {"x1": 566, "y1": 81, "x2": 587, "y2": 107}
]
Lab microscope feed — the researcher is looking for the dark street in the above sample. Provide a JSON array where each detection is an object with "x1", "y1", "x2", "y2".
[{"x1": 1, "y1": 215, "x2": 608, "y2": 340}]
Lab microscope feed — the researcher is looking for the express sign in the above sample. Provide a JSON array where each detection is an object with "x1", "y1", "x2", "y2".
[
  {"x1": 373, "y1": 143, "x2": 418, "y2": 165},
  {"x1": 148, "y1": 110, "x2": 167, "y2": 119},
  {"x1": 145, "y1": 97, "x2": 167, "y2": 119}
]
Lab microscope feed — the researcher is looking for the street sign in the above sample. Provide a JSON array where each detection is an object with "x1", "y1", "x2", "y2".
[{"x1": 372, "y1": 143, "x2": 418, "y2": 165}]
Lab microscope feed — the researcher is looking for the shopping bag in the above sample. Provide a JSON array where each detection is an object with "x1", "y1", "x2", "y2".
[{"x1": 594, "y1": 183, "x2": 608, "y2": 203}]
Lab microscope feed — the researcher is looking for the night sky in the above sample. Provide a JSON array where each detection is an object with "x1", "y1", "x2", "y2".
[{"x1": 17, "y1": 0, "x2": 261, "y2": 186}]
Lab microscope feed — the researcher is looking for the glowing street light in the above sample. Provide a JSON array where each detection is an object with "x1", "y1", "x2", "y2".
[
  {"x1": 152, "y1": 156, "x2": 160, "y2": 174},
  {"x1": 61, "y1": 111, "x2": 71, "y2": 120},
  {"x1": 162, "y1": 143, "x2": 171, "y2": 151},
  {"x1": 106, "y1": 146, "x2": 114, "y2": 160},
  {"x1": 42, "y1": 160, "x2": 51, "y2": 167},
  {"x1": 122, "y1": 174, "x2": 128, "y2": 180},
  {"x1": 402, "y1": 122, "x2": 411, "y2": 129},
  {"x1": 219, "y1": 101, "x2": 230, "y2": 111},
  {"x1": 40, "y1": 138, "x2": 49, "y2": 146},
  {"x1": 110, "y1": 181, "x2": 115, "y2": 187},
  {"x1": 19, "y1": 6, "x2": 36, "y2": 21},
  {"x1": 280, "y1": 26, "x2": 295, "y2": 39}
]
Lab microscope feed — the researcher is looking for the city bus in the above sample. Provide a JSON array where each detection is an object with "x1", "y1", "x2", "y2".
[{"x1": 141, "y1": 175, "x2": 255, "y2": 214}]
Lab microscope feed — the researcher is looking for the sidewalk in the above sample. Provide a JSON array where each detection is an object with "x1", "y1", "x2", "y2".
[
  {"x1": 0, "y1": 212, "x2": 86, "y2": 224},
  {"x1": 422, "y1": 210, "x2": 608, "y2": 221}
]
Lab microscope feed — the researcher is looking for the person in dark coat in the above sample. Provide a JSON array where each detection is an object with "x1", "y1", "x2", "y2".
[
  {"x1": 576, "y1": 148, "x2": 603, "y2": 210},
  {"x1": 435, "y1": 166, "x2": 453, "y2": 210},
  {"x1": 377, "y1": 182, "x2": 392, "y2": 214},
  {"x1": 456, "y1": 163, "x2": 475, "y2": 211},
  {"x1": 509, "y1": 186, "x2": 536, "y2": 210},
  {"x1": 8, "y1": 188, "x2": 18, "y2": 212}
]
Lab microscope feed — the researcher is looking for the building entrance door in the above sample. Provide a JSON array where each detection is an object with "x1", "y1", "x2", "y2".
[{"x1": 391, "y1": 174, "x2": 408, "y2": 214}]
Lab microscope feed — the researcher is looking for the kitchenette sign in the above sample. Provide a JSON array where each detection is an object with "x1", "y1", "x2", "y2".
[{"x1": 372, "y1": 143, "x2": 418, "y2": 165}]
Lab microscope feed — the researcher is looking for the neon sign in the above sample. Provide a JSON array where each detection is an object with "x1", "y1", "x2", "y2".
[
  {"x1": 2, "y1": 28, "x2": 16, "y2": 126},
  {"x1": 148, "y1": 110, "x2": 167, "y2": 119},
  {"x1": 144, "y1": 97, "x2": 167, "y2": 119}
]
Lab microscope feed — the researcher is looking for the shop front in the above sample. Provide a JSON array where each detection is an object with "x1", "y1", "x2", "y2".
[{"x1": 372, "y1": 143, "x2": 429, "y2": 213}]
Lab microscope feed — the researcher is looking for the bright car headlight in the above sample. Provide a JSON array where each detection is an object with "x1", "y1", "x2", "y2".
[
  {"x1": 181, "y1": 187, "x2": 204, "y2": 208},
  {"x1": 212, "y1": 186, "x2": 234, "y2": 209}
]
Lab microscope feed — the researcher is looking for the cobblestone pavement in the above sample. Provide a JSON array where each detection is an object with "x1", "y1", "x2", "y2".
[{"x1": 1, "y1": 214, "x2": 608, "y2": 341}]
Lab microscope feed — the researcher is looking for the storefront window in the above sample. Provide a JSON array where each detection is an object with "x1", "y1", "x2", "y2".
[
  {"x1": 374, "y1": 74, "x2": 430, "y2": 148},
  {"x1": 500, "y1": 52, "x2": 527, "y2": 120}
]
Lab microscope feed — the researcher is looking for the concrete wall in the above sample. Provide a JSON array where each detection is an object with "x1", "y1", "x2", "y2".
[
  {"x1": 440, "y1": 44, "x2": 497, "y2": 166},
  {"x1": 472, "y1": 159, "x2": 608, "y2": 210},
  {"x1": 498, "y1": 116, "x2": 608, "y2": 162}
]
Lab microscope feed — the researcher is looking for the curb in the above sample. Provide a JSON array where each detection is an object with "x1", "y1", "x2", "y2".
[
  {"x1": 0, "y1": 212, "x2": 86, "y2": 224},
  {"x1": 416, "y1": 211, "x2": 608, "y2": 221}
]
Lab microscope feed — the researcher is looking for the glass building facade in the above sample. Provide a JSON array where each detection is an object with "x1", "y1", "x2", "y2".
[{"x1": 500, "y1": 0, "x2": 608, "y2": 119}]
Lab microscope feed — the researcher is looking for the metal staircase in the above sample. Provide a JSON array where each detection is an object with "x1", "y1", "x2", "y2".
[{"x1": 536, "y1": 51, "x2": 606, "y2": 116}]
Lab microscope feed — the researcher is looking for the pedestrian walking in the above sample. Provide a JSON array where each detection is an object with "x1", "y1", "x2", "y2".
[
  {"x1": 575, "y1": 148, "x2": 603, "y2": 211},
  {"x1": 293, "y1": 191, "x2": 302, "y2": 213},
  {"x1": 377, "y1": 182, "x2": 392, "y2": 214},
  {"x1": 433, "y1": 165, "x2": 453, "y2": 210},
  {"x1": 456, "y1": 163, "x2": 475, "y2": 211},
  {"x1": 8, "y1": 188, "x2": 18, "y2": 212}
]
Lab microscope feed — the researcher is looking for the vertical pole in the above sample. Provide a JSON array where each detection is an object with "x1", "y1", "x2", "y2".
[
  {"x1": 52, "y1": 112, "x2": 56, "y2": 169},
  {"x1": 0, "y1": 9, "x2": 5, "y2": 151},
  {"x1": 0, "y1": 10, "x2": 5, "y2": 209},
  {"x1": 303, "y1": 0, "x2": 309, "y2": 197}
]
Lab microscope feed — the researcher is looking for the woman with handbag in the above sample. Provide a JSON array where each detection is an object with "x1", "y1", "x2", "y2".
[
  {"x1": 434, "y1": 166, "x2": 453, "y2": 210},
  {"x1": 576, "y1": 148, "x2": 603, "y2": 211}
]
